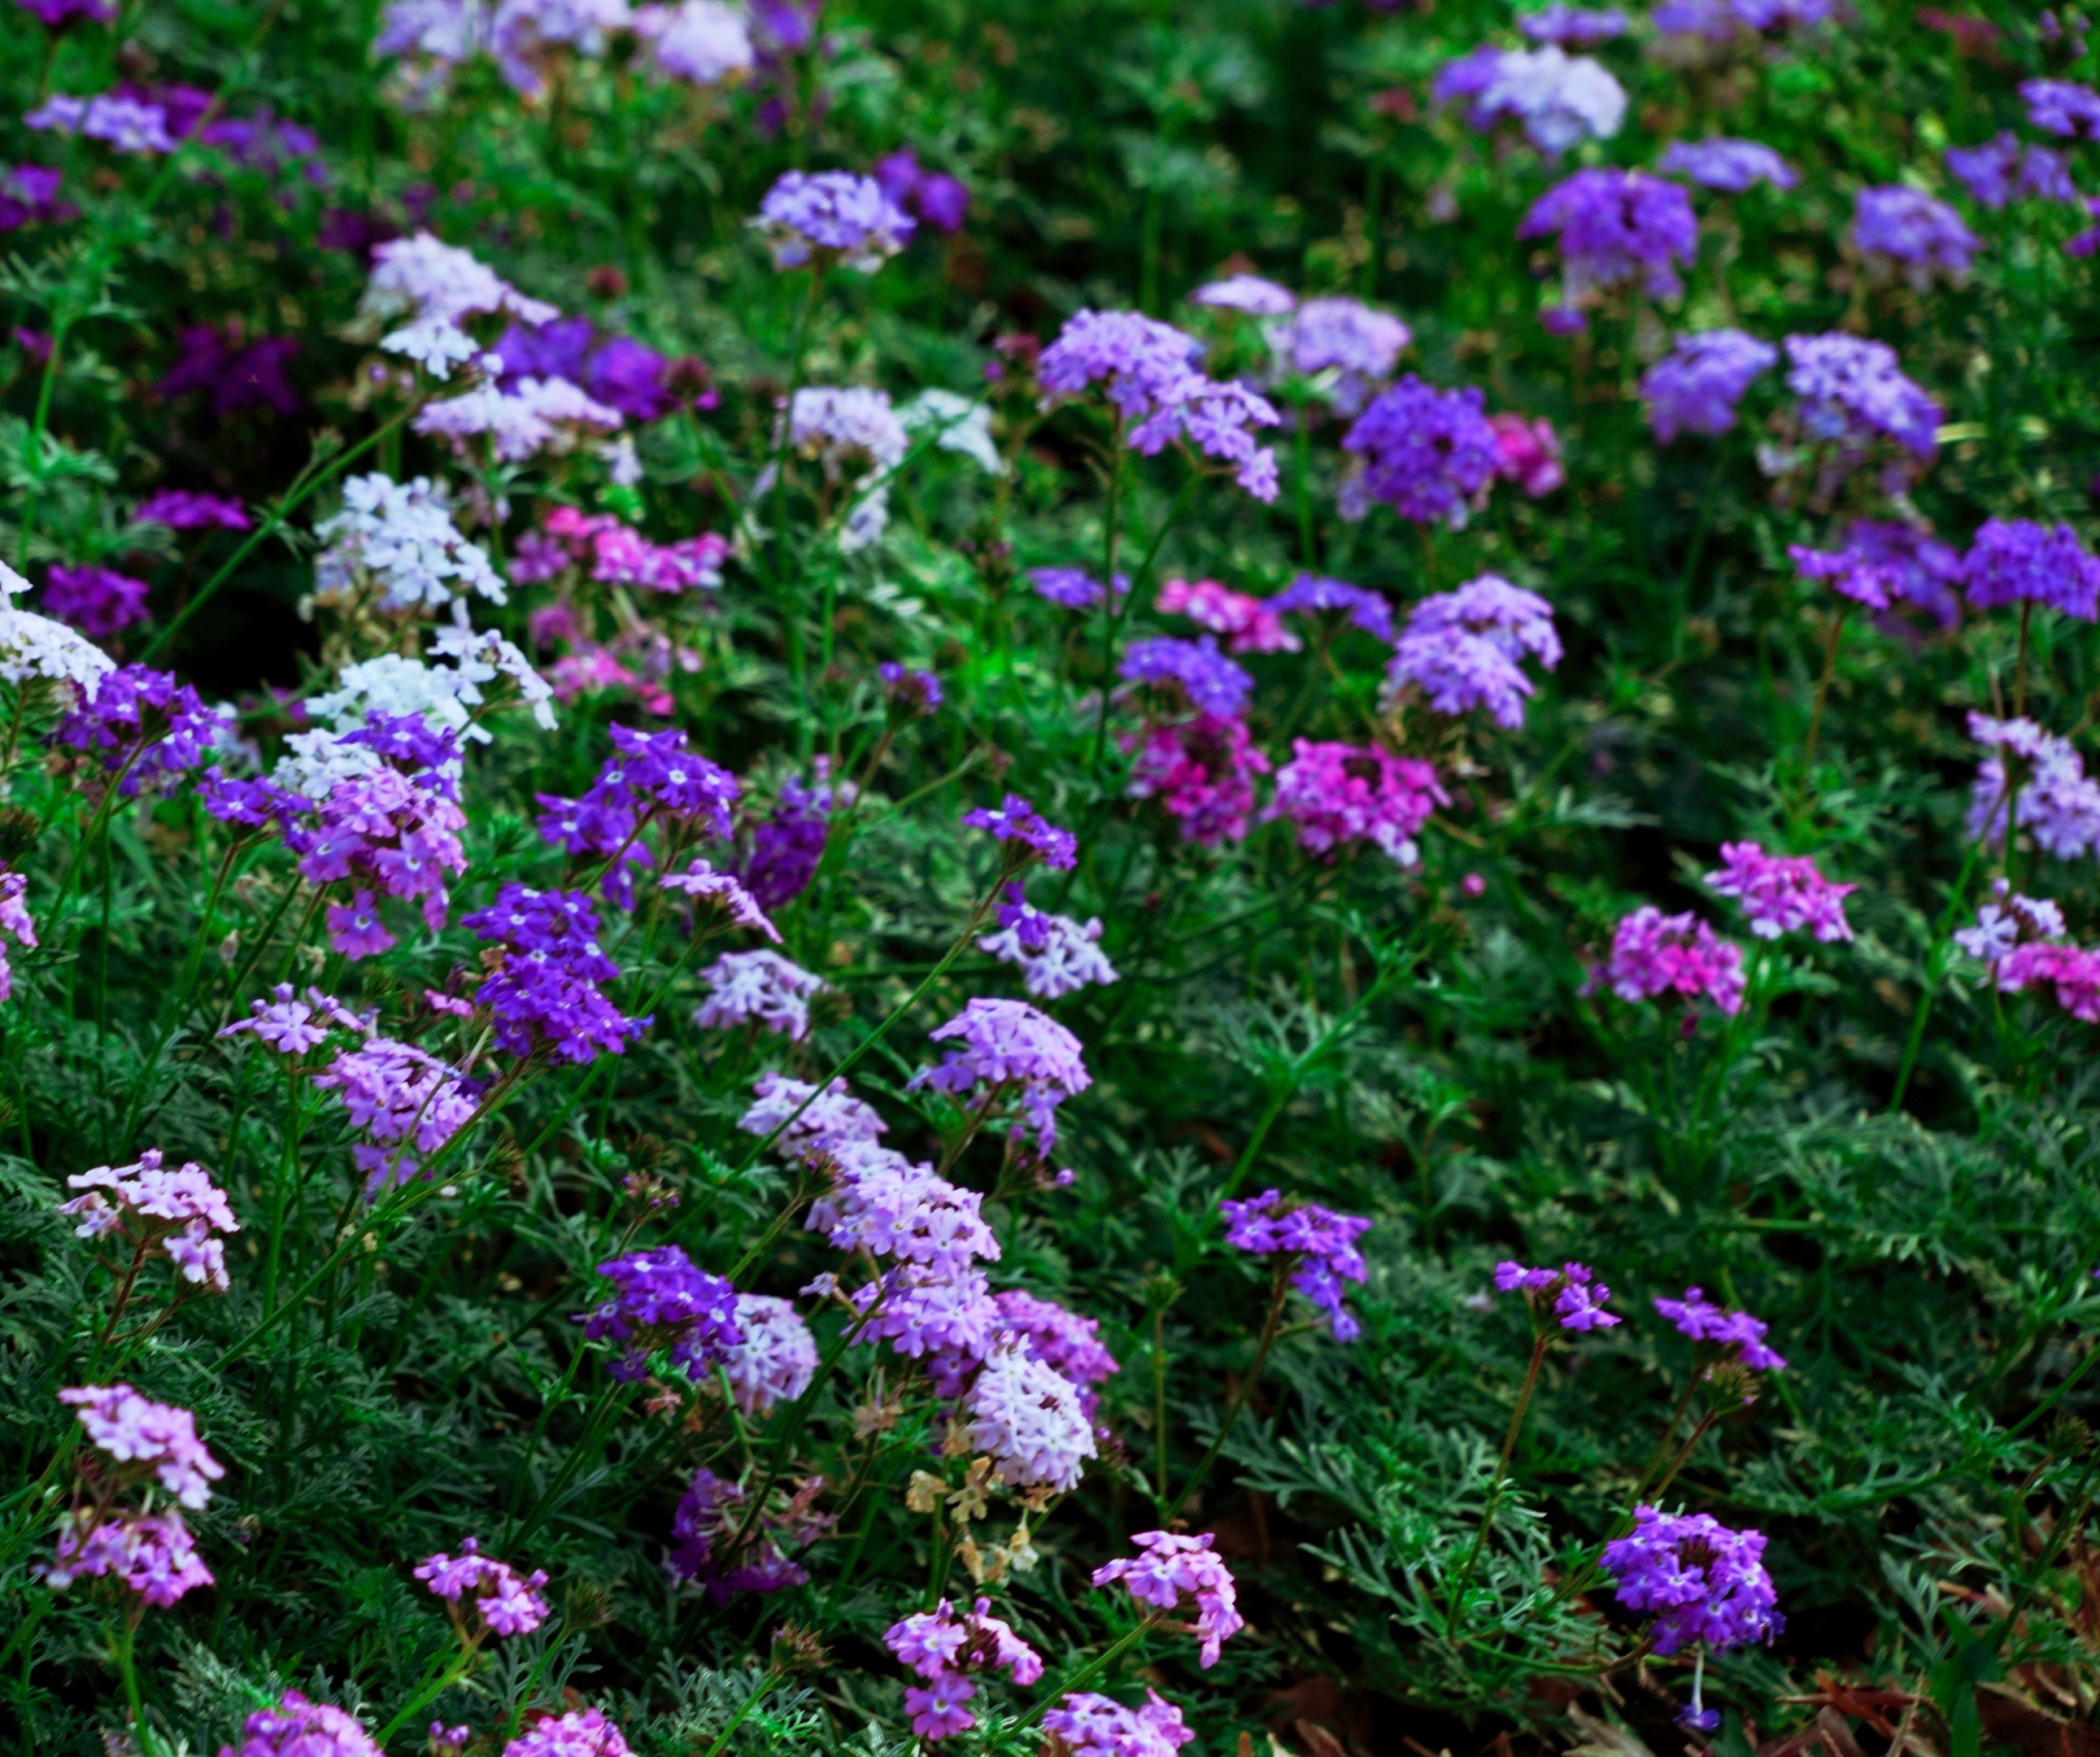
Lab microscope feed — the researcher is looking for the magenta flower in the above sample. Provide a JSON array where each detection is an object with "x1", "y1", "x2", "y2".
[
  {"x1": 1268, "y1": 739, "x2": 1447, "y2": 868},
  {"x1": 1126, "y1": 713, "x2": 1271, "y2": 846},
  {"x1": 59, "y1": 1383, "x2": 224, "y2": 1508},
  {"x1": 217, "y1": 1693, "x2": 384, "y2": 1757},
  {"x1": 883, "y1": 1597, "x2": 1043, "y2": 1740},
  {"x1": 1586, "y1": 907, "x2": 1745, "y2": 1015},
  {"x1": 1702, "y1": 843, "x2": 1854, "y2": 943},
  {"x1": 502, "y1": 1708, "x2": 634, "y2": 1757},
  {"x1": 1040, "y1": 1690, "x2": 1195, "y2": 1757},
  {"x1": 1156, "y1": 576, "x2": 1299, "y2": 654}
]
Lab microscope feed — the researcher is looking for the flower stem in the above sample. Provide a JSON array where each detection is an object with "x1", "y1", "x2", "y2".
[
  {"x1": 1161, "y1": 1264, "x2": 1289, "y2": 1524},
  {"x1": 1021, "y1": 1610, "x2": 1168, "y2": 1727},
  {"x1": 698, "y1": 1668, "x2": 784, "y2": 1757},
  {"x1": 1444, "y1": 1328, "x2": 1551, "y2": 1639}
]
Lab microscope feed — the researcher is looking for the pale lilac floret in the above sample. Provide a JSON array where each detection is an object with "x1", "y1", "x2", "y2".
[
  {"x1": 220, "y1": 982, "x2": 364, "y2": 1057},
  {"x1": 1220, "y1": 1187, "x2": 1374, "y2": 1341},
  {"x1": 1850, "y1": 186, "x2": 1979, "y2": 289},
  {"x1": 965, "y1": 1343, "x2": 1098, "y2": 1489},
  {"x1": 962, "y1": 792, "x2": 1079, "y2": 870},
  {"x1": 1190, "y1": 273, "x2": 1296, "y2": 316},
  {"x1": 1340, "y1": 376, "x2": 1500, "y2": 527},
  {"x1": 412, "y1": 1535, "x2": 551, "y2": 1637},
  {"x1": 1493, "y1": 1259, "x2": 1621, "y2": 1330},
  {"x1": 1946, "y1": 133, "x2": 2078, "y2": 208},
  {"x1": 990, "y1": 1288, "x2": 1120, "y2": 1414},
  {"x1": 59, "y1": 1149, "x2": 241, "y2": 1293},
  {"x1": 1518, "y1": 169, "x2": 1698, "y2": 310},
  {"x1": 59, "y1": 1384, "x2": 224, "y2": 1508},
  {"x1": 1658, "y1": 137, "x2": 1797, "y2": 192},
  {"x1": 1704, "y1": 843, "x2": 1854, "y2": 943},
  {"x1": 694, "y1": 949, "x2": 828, "y2": 1040},
  {"x1": 979, "y1": 899, "x2": 1119, "y2": 1000},
  {"x1": 659, "y1": 858, "x2": 782, "y2": 943},
  {"x1": 1433, "y1": 46, "x2": 1627, "y2": 156},
  {"x1": 909, "y1": 996, "x2": 1091, "y2": 1156},
  {"x1": 1587, "y1": 907, "x2": 1746, "y2": 1014},
  {"x1": 1955, "y1": 878, "x2": 2067, "y2": 966},
  {"x1": 1781, "y1": 333, "x2": 1942, "y2": 465},
  {"x1": 1640, "y1": 329, "x2": 1778, "y2": 443},
  {"x1": 720, "y1": 1293, "x2": 818, "y2": 1413},
  {"x1": 1653, "y1": 1287, "x2": 1788, "y2": 1371},
  {"x1": 1963, "y1": 519, "x2": 2100, "y2": 621},
  {"x1": 884, "y1": 1597, "x2": 1043, "y2": 1740},
  {"x1": 1119, "y1": 635, "x2": 1256, "y2": 717},
  {"x1": 1601, "y1": 1506, "x2": 1783, "y2": 1654},
  {"x1": 25, "y1": 91, "x2": 176, "y2": 154},
  {"x1": 1518, "y1": 5, "x2": 1631, "y2": 46},
  {"x1": 807, "y1": 1144, "x2": 999, "y2": 1272},
  {"x1": 1040, "y1": 1689, "x2": 1196, "y2": 1757},
  {"x1": 1268, "y1": 740, "x2": 1447, "y2": 868},
  {"x1": 312, "y1": 1033, "x2": 478, "y2": 1192},
  {"x1": 1965, "y1": 713, "x2": 2100, "y2": 861},
  {"x1": 1271, "y1": 297, "x2": 1411, "y2": 415},
  {"x1": 738, "y1": 1070, "x2": 887, "y2": 1158},
  {"x1": 1388, "y1": 575, "x2": 1562, "y2": 730},
  {"x1": 1272, "y1": 574, "x2": 1394, "y2": 643},
  {"x1": 752, "y1": 169, "x2": 915, "y2": 271},
  {"x1": 1092, "y1": 1530, "x2": 1245, "y2": 1667}
]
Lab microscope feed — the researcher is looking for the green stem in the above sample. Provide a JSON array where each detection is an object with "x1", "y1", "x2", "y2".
[
  {"x1": 1444, "y1": 1328, "x2": 1551, "y2": 1638},
  {"x1": 698, "y1": 1669, "x2": 783, "y2": 1757},
  {"x1": 1161, "y1": 1265, "x2": 1289, "y2": 1525},
  {"x1": 1022, "y1": 1611, "x2": 1169, "y2": 1728}
]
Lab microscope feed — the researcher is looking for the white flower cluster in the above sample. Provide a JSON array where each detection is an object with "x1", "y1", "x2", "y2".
[
  {"x1": 0, "y1": 560, "x2": 115, "y2": 688},
  {"x1": 315, "y1": 473, "x2": 507, "y2": 610},
  {"x1": 632, "y1": 0, "x2": 752, "y2": 85},
  {"x1": 359, "y1": 232, "x2": 557, "y2": 378},
  {"x1": 415, "y1": 376, "x2": 625, "y2": 464},
  {"x1": 899, "y1": 390, "x2": 1004, "y2": 476}
]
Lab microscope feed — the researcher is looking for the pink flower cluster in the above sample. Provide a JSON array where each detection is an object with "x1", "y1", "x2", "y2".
[
  {"x1": 1586, "y1": 906, "x2": 1745, "y2": 1015},
  {"x1": 1126, "y1": 713, "x2": 1272, "y2": 846},
  {"x1": 1703, "y1": 842, "x2": 1854, "y2": 942},
  {"x1": 46, "y1": 1384, "x2": 223, "y2": 1607},
  {"x1": 1040, "y1": 1690, "x2": 1195, "y2": 1757},
  {"x1": 1995, "y1": 940, "x2": 2100, "y2": 1022},
  {"x1": 1269, "y1": 739, "x2": 1448, "y2": 868},
  {"x1": 1091, "y1": 1530, "x2": 1245, "y2": 1667},
  {"x1": 1155, "y1": 576, "x2": 1299, "y2": 653},
  {"x1": 413, "y1": 1535, "x2": 552, "y2": 1637},
  {"x1": 0, "y1": 867, "x2": 36, "y2": 1000},
  {"x1": 502, "y1": 1708, "x2": 633, "y2": 1757},
  {"x1": 218, "y1": 1692, "x2": 384, "y2": 1757},
  {"x1": 59, "y1": 1148, "x2": 240, "y2": 1293},
  {"x1": 512, "y1": 504, "x2": 729, "y2": 594},
  {"x1": 1495, "y1": 1260, "x2": 1619, "y2": 1330},
  {"x1": 312, "y1": 1030, "x2": 479, "y2": 1192},
  {"x1": 883, "y1": 1595, "x2": 1044, "y2": 1739}
]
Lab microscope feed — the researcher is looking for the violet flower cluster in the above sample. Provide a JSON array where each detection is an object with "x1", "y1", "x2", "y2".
[
  {"x1": 1779, "y1": 333, "x2": 1942, "y2": 477},
  {"x1": 1518, "y1": 170, "x2": 1698, "y2": 328},
  {"x1": 535, "y1": 722, "x2": 740, "y2": 908},
  {"x1": 739, "y1": 765, "x2": 832, "y2": 909},
  {"x1": 1849, "y1": 186, "x2": 1980, "y2": 290},
  {"x1": 59, "y1": 1149, "x2": 240, "y2": 1294},
  {"x1": 1431, "y1": 44, "x2": 1627, "y2": 156},
  {"x1": 1222, "y1": 1187, "x2": 1374, "y2": 1341},
  {"x1": 1119, "y1": 636, "x2": 1256, "y2": 718},
  {"x1": 1586, "y1": 907, "x2": 1746, "y2": 1016},
  {"x1": 694, "y1": 948, "x2": 828, "y2": 1040},
  {"x1": 978, "y1": 887, "x2": 1120, "y2": 999},
  {"x1": 218, "y1": 1694, "x2": 384, "y2": 1757},
  {"x1": 1653, "y1": 1288, "x2": 1788, "y2": 1371},
  {"x1": 1092, "y1": 1529, "x2": 1246, "y2": 1666},
  {"x1": 752, "y1": 168, "x2": 915, "y2": 271},
  {"x1": 962, "y1": 791, "x2": 1078, "y2": 870},
  {"x1": 1962, "y1": 518, "x2": 2100, "y2": 621},
  {"x1": 463, "y1": 883, "x2": 648, "y2": 1063},
  {"x1": 1965, "y1": 715, "x2": 2100, "y2": 862},
  {"x1": 1946, "y1": 133, "x2": 2078, "y2": 209},
  {"x1": 666, "y1": 1466, "x2": 830, "y2": 1602},
  {"x1": 1658, "y1": 137, "x2": 1797, "y2": 192},
  {"x1": 1387, "y1": 575, "x2": 1562, "y2": 730},
  {"x1": 1040, "y1": 1690, "x2": 1195, "y2": 1757},
  {"x1": 1600, "y1": 1506, "x2": 1783, "y2": 1654},
  {"x1": 721, "y1": 1293, "x2": 818, "y2": 1414},
  {"x1": 413, "y1": 1535, "x2": 552, "y2": 1637},
  {"x1": 580, "y1": 1244, "x2": 743, "y2": 1382},
  {"x1": 45, "y1": 1384, "x2": 223, "y2": 1607},
  {"x1": 1270, "y1": 573, "x2": 1395, "y2": 643},
  {"x1": 49, "y1": 662, "x2": 229, "y2": 797},
  {"x1": 884, "y1": 1595, "x2": 1043, "y2": 1739},
  {"x1": 1340, "y1": 375, "x2": 1500, "y2": 527},
  {"x1": 909, "y1": 996, "x2": 1092, "y2": 1158},
  {"x1": 1640, "y1": 329, "x2": 1778, "y2": 443},
  {"x1": 1494, "y1": 1260, "x2": 1619, "y2": 1331}
]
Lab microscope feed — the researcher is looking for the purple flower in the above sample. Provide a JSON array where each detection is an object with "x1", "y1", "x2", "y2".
[
  {"x1": 1271, "y1": 573, "x2": 1395, "y2": 643},
  {"x1": 961, "y1": 792, "x2": 1078, "y2": 870},
  {"x1": 1957, "y1": 878, "x2": 2067, "y2": 966},
  {"x1": 1126, "y1": 714, "x2": 1271, "y2": 848},
  {"x1": 1093, "y1": 1531, "x2": 1245, "y2": 1667},
  {"x1": 1601, "y1": 1506, "x2": 1783, "y2": 1654},
  {"x1": 159, "y1": 325, "x2": 301, "y2": 417},
  {"x1": 462, "y1": 884, "x2": 648, "y2": 1064},
  {"x1": 15, "y1": 0, "x2": 117, "y2": 24},
  {"x1": 1637, "y1": 329, "x2": 1772, "y2": 443},
  {"x1": 1836, "y1": 519, "x2": 1964, "y2": 630},
  {"x1": 1518, "y1": 5, "x2": 1631, "y2": 46},
  {"x1": 885, "y1": 1598, "x2": 1042, "y2": 1740},
  {"x1": 879, "y1": 661, "x2": 943, "y2": 716},
  {"x1": 1221, "y1": 1187, "x2": 1374, "y2": 1341},
  {"x1": 1586, "y1": 907, "x2": 1745, "y2": 1015},
  {"x1": 980, "y1": 892, "x2": 1119, "y2": 998},
  {"x1": 413, "y1": 1535, "x2": 551, "y2": 1637},
  {"x1": 1268, "y1": 740, "x2": 1447, "y2": 868},
  {"x1": 1963, "y1": 518, "x2": 2100, "y2": 621},
  {"x1": 0, "y1": 164, "x2": 75, "y2": 230},
  {"x1": 1040, "y1": 1691, "x2": 1195, "y2": 1757},
  {"x1": 666, "y1": 1467, "x2": 826, "y2": 1602},
  {"x1": 1966, "y1": 713, "x2": 2100, "y2": 861},
  {"x1": 1518, "y1": 169, "x2": 1698, "y2": 307},
  {"x1": 504, "y1": 1710, "x2": 634, "y2": 1757},
  {"x1": 695, "y1": 948, "x2": 827, "y2": 1040},
  {"x1": 1190, "y1": 273, "x2": 1296, "y2": 316},
  {"x1": 536, "y1": 725, "x2": 739, "y2": 906},
  {"x1": 1704, "y1": 842, "x2": 1854, "y2": 942},
  {"x1": 580, "y1": 1245, "x2": 742, "y2": 1382},
  {"x1": 874, "y1": 148, "x2": 970, "y2": 233},
  {"x1": 1946, "y1": 133, "x2": 2079, "y2": 208},
  {"x1": 1271, "y1": 296, "x2": 1410, "y2": 415},
  {"x1": 1387, "y1": 575, "x2": 1562, "y2": 730},
  {"x1": 46, "y1": 1509, "x2": 213, "y2": 1608},
  {"x1": 908, "y1": 996, "x2": 1091, "y2": 1157},
  {"x1": 1653, "y1": 1287, "x2": 1787, "y2": 1371},
  {"x1": 988, "y1": 1288, "x2": 1119, "y2": 1413},
  {"x1": 25, "y1": 91, "x2": 176, "y2": 154},
  {"x1": 312, "y1": 1033, "x2": 477, "y2": 1193},
  {"x1": 1340, "y1": 376, "x2": 1501, "y2": 527},
  {"x1": 1786, "y1": 543, "x2": 1895, "y2": 612},
  {"x1": 752, "y1": 169, "x2": 916, "y2": 271},
  {"x1": 58, "y1": 1148, "x2": 239, "y2": 1294},
  {"x1": 42, "y1": 564, "x2": 149, "y2": 639},
  {"x1": 1026, "y1": 566, "x2": 1129, "y2": 610},
  {"x1": 2024, "y1": 78, "x2": 2100, "y2": 139},
  {"x1": 1118, "y1": 634, "x2": 1255, "y2": 717},
  {"x1": 1492, "y1": 1259, "x2": 1621, "y2": 1330},
  {"x1": 218, "y1": 1694, "x2": 384, "y2": 1757},
  {"x1": 966, "y1": 1343, "x2": 1098, "y2": 1488},
  {"x1": 739, "y1": 767, "x2": 832, "y2": 909},
  {"x1": 1850, "y1": 186, "x2": 1979, "y2": 289},
  {"x1": 133, "y1": 489, "x2": 251, "y2": 530},
  {"x1": 1432, "y1": 46, "x2": 1627, "y2": 156},
  {"x1": 1658, "y1": 137, "x2": 1797, "y2": 193},
  {"x1": 1781, "y1": 332, "x2": 1942, "y2": 466},
  {"x1": 721, "y1": 1293, "x2": 817, "y2": 1413},
  {"x1": 48, "y1": 663, "x2": 229, "y2": 797},
  {"x1": 59, "y1": 1383, "x2": 225, "y2": 1507},
  {"x1": 493, "y1": 319, "x2": 688, "y2": 422}
]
